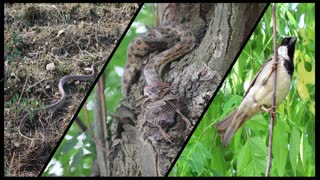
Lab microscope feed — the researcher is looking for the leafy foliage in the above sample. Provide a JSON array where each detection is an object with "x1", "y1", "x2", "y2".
[
  {"x1": 169, "y1": 3, "x2": 315, "y2": 176},
  {"x1": 42, "y1": 4, "x2": 154, "y2": 176}
]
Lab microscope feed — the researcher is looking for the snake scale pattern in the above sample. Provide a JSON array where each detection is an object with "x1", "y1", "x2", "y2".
[{"x1": 122, "y1": 23, "x2": 195, "y2": 142}]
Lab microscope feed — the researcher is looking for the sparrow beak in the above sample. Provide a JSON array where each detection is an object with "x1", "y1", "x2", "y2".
[{"x1": 287, "y1": 36, "x2": 297, "y2": 49}]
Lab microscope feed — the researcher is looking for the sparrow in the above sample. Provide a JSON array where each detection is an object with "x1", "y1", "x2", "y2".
[{"x1": 216, "y1": 36, "x2": 297, "y2": 147}]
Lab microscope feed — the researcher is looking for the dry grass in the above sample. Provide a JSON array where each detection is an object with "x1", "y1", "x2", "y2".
[{"x1": 4, "y1": 3, "x2": 139, "y2": 176}]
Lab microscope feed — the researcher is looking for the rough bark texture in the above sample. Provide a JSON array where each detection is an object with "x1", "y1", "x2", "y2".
[{"x1": 105, "y1": 3, "x2": 267, "y2": 176}]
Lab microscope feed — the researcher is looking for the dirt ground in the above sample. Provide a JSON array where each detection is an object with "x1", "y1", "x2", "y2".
[{"x1": 4, "y1": 3, "x2": 139, "y2": 176}]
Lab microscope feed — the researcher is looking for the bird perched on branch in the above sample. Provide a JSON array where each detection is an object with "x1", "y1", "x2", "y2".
[{"x1": 216, "y1": 36, "x2": 297, "y2": 147}]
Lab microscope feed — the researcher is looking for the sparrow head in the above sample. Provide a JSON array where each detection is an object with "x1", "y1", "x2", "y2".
[{"x1": 279, "y1": 36, "x2": 297, "y2": 61}]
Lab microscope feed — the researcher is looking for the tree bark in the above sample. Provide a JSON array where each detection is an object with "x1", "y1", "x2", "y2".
[{"x1": 105, "y1": 3, "x2": 267, "y2": 176}]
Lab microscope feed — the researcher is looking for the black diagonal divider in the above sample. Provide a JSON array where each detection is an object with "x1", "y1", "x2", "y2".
[
  {"x1": 38, "y1": 3, "x2": 144, "y2": 176},
  {"x1": 165, "y1": 4, "x2": 270, "y2": 176}
]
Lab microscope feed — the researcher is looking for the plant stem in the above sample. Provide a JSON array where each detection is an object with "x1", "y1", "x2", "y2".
[{"x1": 265, "y1": 3, "x2": 278, "y2": 177}]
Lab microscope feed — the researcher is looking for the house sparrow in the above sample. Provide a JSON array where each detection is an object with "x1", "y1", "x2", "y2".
[{"x1": 216, "y1": 36, "x2": 297, "y2": 147}]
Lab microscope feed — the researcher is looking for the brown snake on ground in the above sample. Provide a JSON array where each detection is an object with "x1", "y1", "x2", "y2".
[{"x1": 18, "y1": 58, "x2": 107, "y2": 140}]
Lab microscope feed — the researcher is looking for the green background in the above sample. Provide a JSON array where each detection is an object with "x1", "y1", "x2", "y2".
[{"x1": 169, "y1": 3, "x2": 315, "y2": 177}]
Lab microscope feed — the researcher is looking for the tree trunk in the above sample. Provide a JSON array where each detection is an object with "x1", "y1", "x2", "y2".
[{"x1": 105, "y1": 3, "x2": 267, "y2": 176}]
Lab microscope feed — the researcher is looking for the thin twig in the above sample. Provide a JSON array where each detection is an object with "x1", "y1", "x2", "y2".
[
  {"x1": 94, "y1": 77, "x2": 108, "y2": 176},
  {"x1": 25, "y1": 77, "x2": 51, "y2": 91},
  {"x1": 82, "y1": 103, "x2": 108, "y2": 154},
  {"x1": 98, "y1": 74, "x2": 109, "y2": 174},
  {"x1": 84, "y1": 104, "x2": 95, "y2": 138},
  {"x1": 266, "y1": 3, "x2": 278, "y2": 176},
  {"x1": 98, "y1": 73, "x2": 108, "y2": 152},
  {"x1": 17, "y1": 75, "x2": 29, "y2": 105}
]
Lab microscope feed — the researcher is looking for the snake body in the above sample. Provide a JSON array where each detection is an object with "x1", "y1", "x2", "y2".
[
  {"x1": 19, "y1": 58, "x2": 107, "y2": 139},
  {"x1": 141, "y1": 24, "x2": 195, "y2": 142},
  {"x1": 143, "y1": 24, "x2": 195, "y2": 88}
]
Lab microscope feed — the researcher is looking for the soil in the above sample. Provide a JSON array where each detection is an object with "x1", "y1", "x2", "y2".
[{"x1": 4, "y1": 3, "x2": 139, "y2": 176}]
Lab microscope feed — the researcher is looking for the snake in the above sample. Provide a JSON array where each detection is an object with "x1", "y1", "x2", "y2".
[
  {"x1": 142, "y1": 23, "x2": 195, "y2": 98},
  {"x1": 141, "y1": 24, "x2": 195, "y2": 142},
  {"x1": 18, "y1": 57, "x2": 107, "y2": 140}
]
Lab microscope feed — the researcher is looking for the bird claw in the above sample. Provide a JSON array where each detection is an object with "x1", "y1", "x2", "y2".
[
  {"x1": 272, "y1": 61, "x2": 279, "y2": 69},
  {"x1": 261, "y1": 105, "x2": 276, "y2": 116},
  {"x1": 157, "y1": 125, "x2": 172, "y2": 143}
]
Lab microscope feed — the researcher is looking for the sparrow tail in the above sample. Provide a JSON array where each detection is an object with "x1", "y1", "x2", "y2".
[{"x1": 215, "y1": 109, "x2": 245, "y2": 146}]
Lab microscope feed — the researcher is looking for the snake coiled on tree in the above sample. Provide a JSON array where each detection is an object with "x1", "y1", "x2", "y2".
[{"x1": 19, "y1": 58, "x2": 107, "y2": 140}]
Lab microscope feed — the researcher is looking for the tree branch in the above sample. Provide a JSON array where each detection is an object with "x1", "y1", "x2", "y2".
[
  {"x1": 94, "y1": 77, "x2": 108, "y2": 176},
  {"x1": 265, "y1": 3, "x2": 277, "y2": 176}
]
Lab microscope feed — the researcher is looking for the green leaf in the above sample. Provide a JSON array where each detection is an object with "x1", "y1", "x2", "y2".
[
  {"x1": 237, "y1": 143, "x2": 250, "y2": 175},
  {"x1": 293, "y1": 101, "x2": 307, "y2": 127},
  {"x1": 222, "y1": 95, "x2": 242, "y2": 111},
  {"x1": 196, "y1": 142, "x2": 212, "y2": 158},
  {"x1": 285, "y1": 9, "x2": 297, "y2": 27},
  {"x1": 211, "y1": 145, "x2": 227, "y2": 174},
  {"x1": 289, "y1": 126, "x2": 301, "y2": 174},
  {"x1": 190, "y1": 150, "x2": 205, "y2": 175},
  {"x1": 273, "y1": 119, "x2": 289, "y2": 176},
  {"x1": 71, "y1": 149, "x2": 84, "y2": 168},
  {"x1": 61, "y1": 138, "x2": 79, "y2": 154},
  {"x1": 248, "y1": 137, "x2": 267, "y2": 174},
  {"x1": 237, "y1": 136, "x2": 267, "y2": 176},
  {"x1": 245, "y1": 114, "x2": 268, "y2": 134}
]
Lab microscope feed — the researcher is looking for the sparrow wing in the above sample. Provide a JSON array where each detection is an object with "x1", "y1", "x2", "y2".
[{"x1": 243, "y1": 57, "x2": 272, "y2": 98}]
